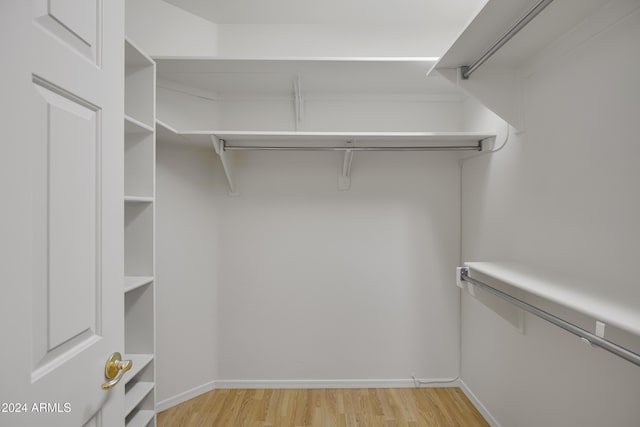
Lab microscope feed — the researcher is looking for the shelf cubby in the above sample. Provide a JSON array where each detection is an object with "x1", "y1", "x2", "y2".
[
  {"x1": 124, "y1": 201, "x2": 154, "y2": 277},
  {"x1": 125, "y1": 129, "x2": 155, "y2": 198},
  {"x1": 125, "y1": 39, "x2": 155, "y2": 128},
  {"x1": 125, "y1": 284, "x2": 155, "y2": 355}
]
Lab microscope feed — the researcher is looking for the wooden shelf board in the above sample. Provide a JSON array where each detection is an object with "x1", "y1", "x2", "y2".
[
  {"x1": 156, "y1": 121, "x2": 496, "y2": 148},
  {"x1": 125, "y1": 382, "x2": 155, "y2": 417},
  {"x1": 465, "y1": 262, "x2": 640, "y2": 336},
  {"x1": 123, "y1": 354, "x2": 154, "y2": 385},
  {"x1": 125, "y1": 115, "x2": 155, "y2": 134},
  {"x1": 212, "y1": 130, "x2": 495, "y2": 142},
  {"x1": 125, "y1": 196, "x2": 154, "y2": 203},
  {"x1": 126, "y1": 409, "x2": 155, "y2": 427},
  {"x1": 125, "y1": 276, "x2": 154, "y2": 293}
]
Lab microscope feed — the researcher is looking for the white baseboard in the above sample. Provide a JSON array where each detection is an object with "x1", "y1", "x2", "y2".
[
  {"x1": 156, "y1": 378, "x2": 470, "y2": 413},
  {"x1": 156, "y1": 380, "x2": 217, "y2": 413},
  {"x1": 459, "y1": 379, "x2": 501, "y2": 427},
  {"x1": 214, "y1": 378, "x2": 461, "y2": 389}
]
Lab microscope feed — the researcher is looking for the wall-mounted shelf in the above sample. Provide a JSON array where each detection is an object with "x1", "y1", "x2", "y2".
[
  {"x1": 125, "y1": 196, "x2": 154, "y2": 203},
  {"x1": 126, "y1": 115, "x2": 155, "y2": 135},
  {"x1": 211, "y1": 130, "x2": 494, "y2": 144},
  {"x1": 432, "y1": 0, "x2": 615, "y2": 128},
  {"x1": 157, "y1": 119, "x2": 496, "y2": 193},
  {"x1": 158, "y1": 121, "x2": 494, "y2": 147},
  {"x1": 464, "y1": 262, "x2": 640, "y2": 337}
]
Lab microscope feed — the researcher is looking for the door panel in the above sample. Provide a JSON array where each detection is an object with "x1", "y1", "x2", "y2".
[
  {"x1": 0, "y1": 1, "x2": 124, "y2": 426},
  {"x1": 31, "y1": 78, "x2": 101, "y2": 374},
  {"x1": 33, "y1": 0, "x2": 100, "y2": 63}
]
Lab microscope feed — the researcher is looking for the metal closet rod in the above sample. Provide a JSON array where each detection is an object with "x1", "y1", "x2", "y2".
[
  {"x1": 461, "y1": 0, "x2": 555, "y2": 79},
  {"x1": 459, "y1": 268, "x2": 640, "y2": 367},
  {"x1": 221, "y1": 141, "x2": 483, "y2": 152}
]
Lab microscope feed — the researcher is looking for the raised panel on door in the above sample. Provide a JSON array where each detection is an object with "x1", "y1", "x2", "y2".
[
  {"x1": 33, "y1": 0, "x2": 100, "y2": 64},
  {"x1": 31, "y1": 78, "x2": 102, "y2": 380}
]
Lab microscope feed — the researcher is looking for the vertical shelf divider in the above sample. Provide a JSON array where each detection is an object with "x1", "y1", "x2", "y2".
[{"x1": 124, "y1": 36, "x2": 156, "y2": 427}]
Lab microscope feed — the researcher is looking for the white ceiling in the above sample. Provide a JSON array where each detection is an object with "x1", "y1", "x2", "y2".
[{"x1": 163, "y1": 0, "x2": 487, "y2": 26}]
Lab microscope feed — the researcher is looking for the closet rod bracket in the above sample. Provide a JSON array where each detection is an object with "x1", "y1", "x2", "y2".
[{"x1": 338, "y1": 140, "x2": 354, "y2": 191}]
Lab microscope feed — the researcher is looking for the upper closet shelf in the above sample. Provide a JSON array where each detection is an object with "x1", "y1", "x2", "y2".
[
  {"x1": 464, "y1": 262, "x2": 640, "y2": 337},
  {"x1": 432, "y1": 0, "x2": 615, "y2": 128}
]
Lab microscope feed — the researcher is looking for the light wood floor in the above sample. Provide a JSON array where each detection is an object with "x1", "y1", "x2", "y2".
[{"x1": 157, "y1": 388, "x2": 489, "y2": 426}]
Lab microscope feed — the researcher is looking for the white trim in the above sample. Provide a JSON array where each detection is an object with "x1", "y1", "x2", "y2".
[
  {"x1": 156, "y1": 380, "x2": 216, "y2": 413},
  {"x1": 214, "y1": 378, "x2": 461, "y2": 389},
  {"x1": 459, "y1": 379, "x2": 502, "y2": 427},
  {"x1": 152, "y1": 56, "x2": 440, "y2": 62},
  {"x1": 155, "y1": 378, "x2": 495, "y2": 418}
]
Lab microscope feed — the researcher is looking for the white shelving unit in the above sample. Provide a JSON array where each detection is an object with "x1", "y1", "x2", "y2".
[{"x1": 124, "y1": 37, "x2": 156, "y2": 427}]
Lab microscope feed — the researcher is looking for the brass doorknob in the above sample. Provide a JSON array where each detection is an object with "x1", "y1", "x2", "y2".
[{"x1": 101, "y1": 352, "x2": 132, "y2": 390}]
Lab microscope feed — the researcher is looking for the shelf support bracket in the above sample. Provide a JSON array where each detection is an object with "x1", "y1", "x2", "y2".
[
  {"x1": 293, "y1": 76, "x2": 304, "y2": 130},
  {"x1": 338, "y1": 141, "x2": 354, "y2": 191},
  {"x1": 210, "y1": 135, "x2": 238, "y2": 196}
]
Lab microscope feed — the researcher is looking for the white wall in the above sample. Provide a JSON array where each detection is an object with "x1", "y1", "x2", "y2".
[
  {"x1": 216, "y1": 97, "x2": 464, "y2": 132},
  {"x1": 157, "y1": 87, "x2": 219, "y2": 129},
  {"x1": 216, "y1": 150, "x2": 462, "y2": 383},
  {"x1": 460, "y1": 7, "x2": 640, "y2": 426},
  {"x1": 155, "y1": 142, "x2": 464, "y2": 394},
  {"x1": 126, "y1": 0, "x2": 218, "y2": 56},
  {"x1": 155, "y1": 141, "x2": 219, "y2": 404}
]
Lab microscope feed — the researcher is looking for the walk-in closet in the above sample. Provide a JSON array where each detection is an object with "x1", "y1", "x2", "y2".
[{"x1": 2, "y1": 0, "x2": 639, "y2": 426}]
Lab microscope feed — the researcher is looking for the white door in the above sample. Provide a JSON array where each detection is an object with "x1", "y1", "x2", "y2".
[{"x1": 0, "y1": 1, "x2": 125, "y2": 426}]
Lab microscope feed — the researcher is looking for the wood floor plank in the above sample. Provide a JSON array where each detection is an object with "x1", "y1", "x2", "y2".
[{"x1": 157, "y1": 388, "x2": 489, "y2": 427}]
